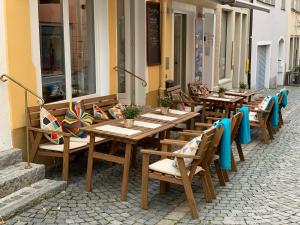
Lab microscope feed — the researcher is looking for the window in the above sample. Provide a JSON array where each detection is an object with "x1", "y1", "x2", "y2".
[
  {"x1": 281, "y1": 0, "x2": 286, "y2": 10},
  {"x1": 38, "y1": 0, "x2": 96, "y2": 103},
  {"x1": 220, "y1": 10, "x2": 229, "y2": 79},
  {"x1": 257, "y1": 0, "x2": 275, "y2": 6}
]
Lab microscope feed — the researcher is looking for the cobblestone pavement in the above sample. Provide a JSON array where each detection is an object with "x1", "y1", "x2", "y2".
[{"x1": 5, "y1": 87, "x2": 300, "y2": 225}]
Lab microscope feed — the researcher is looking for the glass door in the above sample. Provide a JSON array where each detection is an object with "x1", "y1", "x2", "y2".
[{"x1": 117, "y1": 0, "x2": 133, "y2": 105}]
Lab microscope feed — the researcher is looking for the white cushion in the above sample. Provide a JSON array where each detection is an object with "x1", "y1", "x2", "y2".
[
  {"x1": 184, "y1": 105, "x2": 202, "y2": 113},
  {"x1": 212, "y1": 154, "x2": 219, "y2": 161},
  {"x1": 249, "y1": 111, "x2": 258, "y2": 122},
  {"x1": 39, "y1": 142, "x2": 87, "y2": 152},
  {"x1": 70, "y1": 135, "x2": 106, "y2": 143},
  {"x1": 149, "y1": 158, "x2": 204, "y2": 177}
]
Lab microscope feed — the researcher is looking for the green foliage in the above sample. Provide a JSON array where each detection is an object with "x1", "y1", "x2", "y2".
[
  {"x1": 159, "y1": 97, "x2": 173, "y2": 108},
  {"x1": 294, "y1": 65, "x2": 300, "y2": 72},
  {"x1": 218, "y1": 87, "x2": 227, "y2": 94},
  {"x1": 239, "y1": 82, "x2": 247, "y2": 89},
  {"x1": 122, "y1": 105, "x2": 141, "y2": 119}
]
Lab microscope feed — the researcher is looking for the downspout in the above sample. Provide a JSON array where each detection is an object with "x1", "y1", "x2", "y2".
[
  {"x1": 248, "y1": 0, "x2": 253, "y2": 89},
  {"x1": 159, "y1": 0, "x2": 168, "y2": 97}
]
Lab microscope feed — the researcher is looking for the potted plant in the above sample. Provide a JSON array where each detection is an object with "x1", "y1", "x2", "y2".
[
  {"x1": 239, "y1": 82, "x2": 247, "y2": 93},
  {"x1": 122, "y1": 105, "x2": 141, "y2": 128},
  {"x1": 218, "y1": 87, "x2": 226, "y2": 98},
  {"x1": 159, "y1": 97, "x2": 173, "y2": 115}
]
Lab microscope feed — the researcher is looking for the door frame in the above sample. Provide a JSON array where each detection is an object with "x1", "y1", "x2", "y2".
[
  {"x1": 277, "y1": 37, "x2": 285, "y2": 86},
  {"x1": 171, "y1": 2, "x2": 196, "y2": 92},
  {"x1": 0, "y1": 0, "x2": 12, "y2": 150}
]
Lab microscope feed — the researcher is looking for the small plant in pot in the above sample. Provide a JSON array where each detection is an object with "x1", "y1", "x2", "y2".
[
  {"x1": 218, "y1": 87, "x2": 227, "y2": 98},
  {"x1": 122, "y1": 105, "x2": 141, "y2": 128},
  {"x1": 239, "y1": 82, "x2": 247, "y2": 93},
  {"x1": 159, "y1": 97, "x2": 173, "y2": 115}
]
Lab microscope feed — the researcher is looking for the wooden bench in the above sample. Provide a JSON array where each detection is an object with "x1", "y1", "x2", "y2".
[{"x1": 27, "y1": 98, "x2": 113, "y2": 181}]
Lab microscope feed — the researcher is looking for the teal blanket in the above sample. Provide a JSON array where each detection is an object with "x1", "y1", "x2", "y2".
[
  {"x1": 238, "y1": 107, "x2": 251, "y2": 144},
  {"x1": 280, "y1": 89, "x2": 288, "y2": 108},
  {"x1": 214, "y1": 118, "x2": 231, "y2": 170},
  {"x1": 271, "y1": 95, "x2": 279, "y2": 128}
]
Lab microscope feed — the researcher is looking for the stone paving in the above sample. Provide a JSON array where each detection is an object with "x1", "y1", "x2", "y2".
[{"x1": 5, "y1": 86, "x2": 300, "y2": 225}]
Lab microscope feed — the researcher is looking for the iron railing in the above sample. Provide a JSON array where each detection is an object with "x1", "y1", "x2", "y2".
[
  {"x1": 0, "y1": 74, "x2": 44, "y2": 169},
  {"x1": 113, "y1": 66, "x2": 147, "y2": 87}
]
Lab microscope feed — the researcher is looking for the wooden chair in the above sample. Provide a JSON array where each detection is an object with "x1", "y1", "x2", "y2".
[
  {"x1": 27, "y1": 102, "x2": 108, "y2": 182},
  {"x1": 141, "y1": 126, "x2": 222, "y2": 219},
  {"x1": 248, "y1": 99, "x2": 275, "y2": 144}
]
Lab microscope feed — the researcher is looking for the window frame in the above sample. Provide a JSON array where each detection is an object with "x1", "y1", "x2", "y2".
[{"x1": 30, "y1": 0, "x2": 109, "y2": 104}]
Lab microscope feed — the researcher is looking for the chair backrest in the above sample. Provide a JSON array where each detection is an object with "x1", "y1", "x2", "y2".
[
  {"x1": 230, "y1": 112, "x2": 243, "y2": 144},
  {"x1": 189, "y1": 127, "x2": 218, "y2": 178},
  {"x1": 81, "y1": 94, "x2": 119, "y2": 117},
  {"x1": 28, "y1": 102, "x2": 70, "y2": 128},
  {"x1": 166, "y1": 85, "x2": 193, "y2": 109}
]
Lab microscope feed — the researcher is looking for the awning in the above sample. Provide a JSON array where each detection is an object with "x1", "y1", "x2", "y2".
[{"x1": 210, "y1": 0, "x2": 270, "y2": 13}]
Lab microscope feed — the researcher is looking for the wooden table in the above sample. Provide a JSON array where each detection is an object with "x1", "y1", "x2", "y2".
[
  {"x1": 82, "y1": 109, "x2": 199, "y2": 201},
  {"x1": 225, "y1": 89, "x2": 256, "y2": 102},
  {"x1": 197, "y1": 93, "x2": 244, "y2": 122}
]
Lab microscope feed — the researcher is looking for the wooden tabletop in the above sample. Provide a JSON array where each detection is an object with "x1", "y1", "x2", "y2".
[
  {"x1": 81, "y1": 109, "x2": 199, "y2": 144},
  {"x1": 197, "y1": 93, "x2": 244, "y2": 103},
  {"x1": 225, "y1": 89, "x2": 256, "y2": 98}
]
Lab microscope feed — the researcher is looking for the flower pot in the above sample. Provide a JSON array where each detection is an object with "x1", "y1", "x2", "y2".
[
  {"x1": 218, "y1": 93, "x2": 225, "y2": 98},
  {"x1": 161, "y1": 107, "x2": 169, "y2": 115},
  {"x1": 239, "y1": 88, "x2": 246, "y2": 93},
  {"x1": 124, "y1": 119, "x2": 134, "y2": 128}
]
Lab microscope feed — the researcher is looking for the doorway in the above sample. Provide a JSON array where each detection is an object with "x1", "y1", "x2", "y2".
[
  {"x1": 256, "y1": 45, "x2": 267, "y2": 90},
  {"x1": 277, "y1": 38, "x2": 285, "y2": 85},
  {"x1": 173, "y1": 13, "x2": 187, "y2": 92},
  {"x1": 117, "y1": 0, "x2": 134, "y2": 105}
]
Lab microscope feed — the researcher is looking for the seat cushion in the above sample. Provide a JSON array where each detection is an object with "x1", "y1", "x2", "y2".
[
  {"x1": 249, "y1": 111, "x2": 258, "y2": 122},
  {"x1": 184, "y1": 105, "x2": 202, "y2": 113},
  {"x1": 70, "y1": 136, "x2": 106, "y2": 143},
  {"x1": 39, "y1": 142, "x2": 87, "y2": 152},
  {"x1": 212, "y1": 154, "x2": 219, "y2": 161},
  {"x1": 149, "y1": 158, "x2": 204, "y2": 177}
]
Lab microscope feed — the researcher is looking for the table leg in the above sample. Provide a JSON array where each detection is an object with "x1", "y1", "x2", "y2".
[
  {"x1": 201, "y1": 102, "x2": 206, "y2": 123},
  {"x1": 121, "y1": 143, "x2": 132, "y2": 201},
  {"x1": 225, "y1": 104, "x2": 230, "y2": 118},
  {"x1": 86, "y1": 133, "x2": 95, "y2": 192}
]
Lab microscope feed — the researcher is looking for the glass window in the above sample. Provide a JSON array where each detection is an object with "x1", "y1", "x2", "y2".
[
  {"x1": 39, "y1": 0, "x2": 66, "y2": 103},
  {"x1": 220, "y1": 10, "x2": 228, "y2": 80},
  {"x1": 117, "y1": 0, "x2": 126, "y2": 93},
  {"x1": 69, "y1": 0, "x2": 96, "y2": 98},
  {"x1": 38, "y1": 0, "x2": 96, "y2": 103}
]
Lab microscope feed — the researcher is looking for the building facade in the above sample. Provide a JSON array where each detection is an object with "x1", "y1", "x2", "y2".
[
  {"x1": 287, "y1": 0, "x2": 300, "y2": 72},
  {"x1": 251, "y1": 0, "x2": 288, "y2": 89}
]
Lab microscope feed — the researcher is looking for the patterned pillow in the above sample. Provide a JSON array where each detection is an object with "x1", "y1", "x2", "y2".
[
  {"x1": 62, "y1": 101, "x2": 94, "y2": 138},
  {"x1": 108, "y1": 103, "x2": 125, "y2": 119},
  {"x1": 190, "y1": 83, "x2": 209, "y2": 96},
  {"x1": 40, "y1": 107, "x2": 64, "y2": 145},
  {"x1": 259, "y1": 96, "x2": 272, "y2": 110},
  {"x1": 93, "y1": 104, "x2": 109, "y2": 120},
  {"x1": 173, "y1": 135, "x2": 202, "y2": 168}
]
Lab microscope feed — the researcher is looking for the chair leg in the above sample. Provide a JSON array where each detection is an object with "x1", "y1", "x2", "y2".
[
  {"x1": 279, "y1": 111, "x2": 283, "y2": 128},
  {"x1": 231, "y1": 151, "x2": 237, "y2": 172},
  {"x1": 204, "y1": 171, "x2": 216, "y2": 200},
  {"x1": 200, "y1": 173, "x2": 212, "y2": 203},
  {"x1": 235, "y1": 141, "x2": 245, "y2": 161},
  {"x1": 260, "y1": 125, "x2": 269, "y2": 144},
  {"x1": 141, "y1": 155, "x2": 149, "y2": 209},
  {"x1": 160, "y1": 181, "x2": 170, "y2": 193},
  {"x1": 182, "y1": 179, "x2": 199, "y2": 219},
  {"x1": 222, "y1": 170, "x2": 230, "y2": 182},
  {"x1": 62, "y1": 137, "x2": 70, "y2": 182},
  {"x1": 214, "y1": 160, "x2": 226, "y2": 186},
  {"x1": 267, "y1": 121, "x2": 274, "y2": 140}
]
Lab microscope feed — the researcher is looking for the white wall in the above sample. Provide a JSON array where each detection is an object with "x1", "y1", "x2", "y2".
[
  {"x1": 251, "y1": 0, "x2": 288, "y2": 88},
  {"x1": 0, "y1": 0, "x2": 13, "y2": 150}
]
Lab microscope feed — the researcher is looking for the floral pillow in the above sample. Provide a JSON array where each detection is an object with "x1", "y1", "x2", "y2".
[
  {"x1": 190, "y1": 83, "x2": 209, "y2": 96},
  {"x1": 40, "y1": 107, "x2": 64, "y2": 145},
  {"x1": 173, "y1": 135, "x2": 202, "y2": 168},
  {"x1": 93, "y1": 104, "x2": 109, "y2": 120},
  {"x1": 258, "y1": 96, "x2": 272, "y2": 110},
  {"x1": 108, "y1": 103, "x2": 125, "y2": 119},
  {"x1": 62, "y1": 101, "x2": 94, "y2": 138}
]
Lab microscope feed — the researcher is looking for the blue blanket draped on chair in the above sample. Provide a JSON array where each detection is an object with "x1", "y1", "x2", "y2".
[
  {"x1": 214, "y1": 118, "x2": 231, "y2": 170},
  {"x1": 271, "y1": 95, "x2": 279, "y2": 128},
  {"x1": 280, "y1": 89, "x2": 288, "y2": 108},
  {"x1": 238, "y1": 107, "x2": 251, "y2": 144}
]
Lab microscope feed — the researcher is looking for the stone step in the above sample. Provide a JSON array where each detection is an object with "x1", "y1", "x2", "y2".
[
  {"x1": 0, "y1": 162, "x2": 45, "y2": 198},
  {"x1": 0, "y1": 148, "x2": 23, "y2": 170},
  {"x1": 0, "y1": 179, "x2": 67, "y2": 220}
]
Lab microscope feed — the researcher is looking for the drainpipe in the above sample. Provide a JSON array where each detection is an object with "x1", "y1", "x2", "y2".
[
  {"x1": 248, "y1": 0, "x2": 253, "y2": 89},
  {"x1": 159, "y1": 0, "x2": 168, "y2": 97}
]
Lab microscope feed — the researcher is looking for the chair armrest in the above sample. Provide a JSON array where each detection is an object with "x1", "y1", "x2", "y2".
[
  {"x1": 179, "y1": 131, "x2": 202, "y2": 139},
  {"x1": 195, "y1": 122, "x2": 213, "y2": 128},
  {"x1": 141, "y1": 149, "x2": 201, "y2": 159},
  {"x1": 160, "y1": 139, "x2": 188, "y2": 146},
  {"x1": 28, "y1": 127, "x2": 72, "y2": 137}
]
